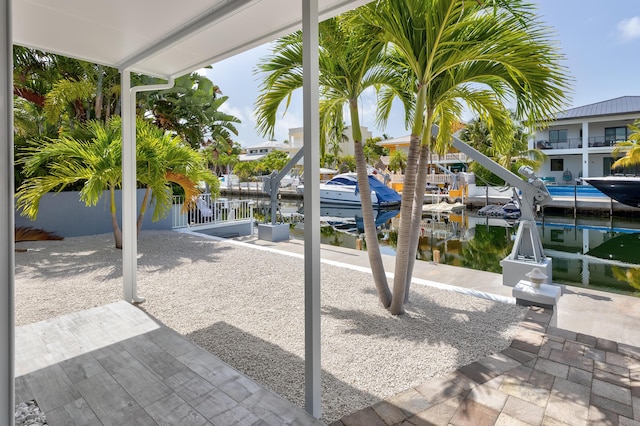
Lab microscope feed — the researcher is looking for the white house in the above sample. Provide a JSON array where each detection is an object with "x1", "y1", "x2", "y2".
[
  {"x1": 238, "y1": 140, "x2": 296, "y2": 162},
  {"x1": 288, "y1": 125, "x2": 372, "y2": 157},
  {"x1": 533, "y1": 96, "x2": 640, "y2": 184}
]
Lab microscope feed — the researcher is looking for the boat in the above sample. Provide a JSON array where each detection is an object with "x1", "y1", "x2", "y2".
[
  {"x1": 477, "y1": 201, "x2": 521, "y2": 219},
  {"x1": 582, "y1": 176, "x2": 640, "y2": 208},
  {"x1": 296, "y1": 173, "x2": 401, "y2": 206}
]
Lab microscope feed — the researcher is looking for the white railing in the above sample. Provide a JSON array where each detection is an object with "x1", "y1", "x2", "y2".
[
  {"x1": 440, "y1": 153, "x2": 468, "y2": 162},
  {"x1": 171, "y1": 194, "x2": 253, "y2": 229},
  {"x1": 390, "y1": 173, "x2": 454, "y2": 186}
]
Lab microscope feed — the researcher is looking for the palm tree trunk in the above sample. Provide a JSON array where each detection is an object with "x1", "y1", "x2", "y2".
[
  {"x1": 404, "y1": 142, "x2": 431, "y2": 302},
  {"x1": 350, "y1": 100, "x2": 392, "y2": 308},
  {"x1": 136, "y1": 187, "x2": 151, "y2": 236},
  {"x1": 390, "y1": 136, "x2": 420, "y2": 314},
  {"x1": 110, "y1": 185, "x2": 122, "y2": 249},
  {"x1": 94, "y1": 66, "x2": 104, "y2": 120}
]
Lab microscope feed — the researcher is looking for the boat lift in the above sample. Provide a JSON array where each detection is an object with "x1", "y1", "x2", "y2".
[{"x1": 444, "y1": 126, "x2": 555, "y2": 287}]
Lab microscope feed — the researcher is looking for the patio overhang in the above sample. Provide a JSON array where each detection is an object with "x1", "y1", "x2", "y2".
[{"x1": 3, "y1": 0, "x2": 373, "y2": 421}]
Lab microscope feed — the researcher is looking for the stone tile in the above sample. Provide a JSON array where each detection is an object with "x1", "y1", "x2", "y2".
[
  {"x1": 608, "y1": 352, "x2": 640, "y2": 370},
  {"x1": 564, "y1": 340, "x2": 587, "y2": 355},
  {"x1": 111, "y1": 361, "x2": 173, "y2": 407},
  {"x1": 505, "y1": 364, "x2": 533, "y2": 382},
  {"x1": 546, "y1": 326, "x2": 577, "y2": 342},
  {"x1": 593, "y1": 379, "x2": 632, "y2": 405},
  {"x1": 44, "y1": 398, "x2": 101, "y2": 425},
  {"x1": 538, "y1": 340, "x2": 564, "y2": 359},
  {"x1": 146, "y1": 327, "x2": 200, "y2": 358},
  {"x1": 549, "y1": 348, "x2": 594, "y2": 372},
  {"x1": 590, "y1": 394, "x2": 634, "y2": 418},
  {"x1": 524, "y1": 307, "x2": 553, "y2": 326},
  {"x1": 520, "y1": 320, "x2": 548, "y2": 333},
  {"x1": 584, "y1": 346, "x2": 607, "y2": 362},
  {"x1": 484, "y1": 375, "x2": 506, "y2": 390},
  {"x1": 144, "y1": 393, "x2": 209, "y2": 426},
  {"x1": 632, "y1": 370, "x2": 640, "y2": 382},
  {"x1": 25, "y1": 365, "x2": 81, "y2": 412},
  {"x1": 477, "y1": 353, "x2": 521, "y2": 375},
  {"x1": 328, "y1": 421, "x2": 345, "y2": 426},
  {"x1": 407, "y1": 393, "x2": 467, "y2": 426},
  {"x1": 632, "y1": 381, "x2": 640, "y2": 398},
  {"x1": 634, "y1": 396, "x2": 640, "y2": 420},
  {"x1": 218, "y1": 375, "x2": 262, "y2": 403},
  {"x1": 385, "y1": 388, "x2": 431, "y2": 417},
  {"x1": 119, "y1": 335, "x2": 188, "y2": 380},
  {"x1": 588, "y1": 405, "x2": 618, "y2": 426},
  {"x1": 75, "y1": 371, "x2": 155, "y2": 425},
  {"x1": 545, "y1": 394, "x2": 589, "y2": 426},
  {"x1": 596, "y1": 360, "x2": 630, "y2": 378},
  {"x1": 494, "y1": 412, "x2": 532, "y2": 426},
  {"x1": 450, "y1": 398, "x2": 499, "y2": 426},
  {"x1": 467, "y1": 383, "x2": 508, "y2": 412},
  {"x1": 371, "y1": 400, "x2": 409, "y2": 425},
  {"x1": 595, "y1": 368, "x2": 632, "y2": 388},
  {"x1": 209, "y1": 405, "x2": 259, "y2": 426},
  {"x1": 528, "y1": 368, "x2": 556, "y2": 390},
  {"x1": 502, "y1": 395, "x2": 545, "y2": 426},
  {"x1": 14, "y1": 375, "x2": 34, "y2": 404},
  {"x1": 551, "y1": 377, "x2": 590, "y2": 407},
  {"x1": 163, "y1": 369, "x2": 218, "y2": 402},
  {"x1": 499, "y1": 376, "x2": 550, "y2": 407},
  {"x1": 568, "y1": 366, "x2": 593, "y2": 387},
  {"x1": 59, "y1": 353, "x2": 107, "y2": 384},
  {"x1": 576, "y1": 333, "x2": 597, "y2": 347},
  {"x1": 619, "y1": 416, "x2": 640, "y2": 426},
  {"x1": 597, "y1": 338, "x2": 619, "y2": 353},
  {"x1": 458, "y1": 361, "x2": 501, "y2": 385},
  {"x1": 619, "y1": 344, "x2": 640, "y2": 362},
  {"x1": 415, "y1": 371, "x2": 475, "y2": 404},
  {"x1": 512, "y1": 338, "x2": 543, "y2": 354},
  {"x1": 534, "y1": 358, "x2": 569, "y2": 379},
  {"x1": 542, "y1": 416, "x2": 572, "y2": 425},
  {"x1": 501, "y1": 347, "x2": 536, "y2": 364},
  {"x1": 191, "y1": 389, "x2": 238, "y2": 420},
  {"x1": 341, "y1": 407, "x2": 387, "y2": 426},
  {"x1": 239, "y1": 388, "x2": 321, "y2": 425}
]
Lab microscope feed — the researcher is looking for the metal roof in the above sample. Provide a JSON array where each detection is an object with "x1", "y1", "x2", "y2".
[
  {"x1": 13, "y1": 0, "x2": 372, "y2": 78},
  {"x1": 555, "y1": 96, "x2": 640, "y2": 121}
]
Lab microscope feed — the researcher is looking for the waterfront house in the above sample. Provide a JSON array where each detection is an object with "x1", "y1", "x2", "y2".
[{"x1": 532, "y1": 96, "x2": 640, "y2": 183}]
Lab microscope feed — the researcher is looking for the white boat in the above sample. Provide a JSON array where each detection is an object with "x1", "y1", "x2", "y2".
[{"x1": 296, "y1": 173, "x2": 401, "y2": 206}]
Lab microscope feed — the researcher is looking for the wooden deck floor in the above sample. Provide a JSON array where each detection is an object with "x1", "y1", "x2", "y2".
[{"x1": 15, "y1": 301, "x2": 322, "y2": 425}]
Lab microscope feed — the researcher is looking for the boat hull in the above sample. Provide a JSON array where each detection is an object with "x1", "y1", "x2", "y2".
[{"x1": 582, "y1": 177, "x2": 640, "y2": 208}]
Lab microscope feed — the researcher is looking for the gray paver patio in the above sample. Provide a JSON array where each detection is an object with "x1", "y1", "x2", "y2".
[{"x1": 15, "y1": 301, "x2": 322, "y2": 425}]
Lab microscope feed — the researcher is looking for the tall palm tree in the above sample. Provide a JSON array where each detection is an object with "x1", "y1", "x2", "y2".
[
  {"x1": 612, "y1": 118, "x2": 640, "y2": 171},
  {"x1": 255, "y1": 15, "x2": 407, "y2": 307},
  {"x1": 362, "y1": 0, "x2": 570, "y2": 314}
]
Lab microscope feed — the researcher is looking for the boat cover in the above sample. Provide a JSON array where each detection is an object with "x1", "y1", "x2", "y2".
[{"x1": 357, "y1": 176, "x2": 402, "y2": 205}]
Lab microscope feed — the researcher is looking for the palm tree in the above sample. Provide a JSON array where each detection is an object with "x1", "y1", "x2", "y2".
[
  {"x1": 255, "y1": 15, "x2": 401, "y2": 307},
  {"x1": 16, "y1": 117, "x2": 216, "y2": 248},
  {"x1": 612, "y1": 119, "x2": 640, "y2": 171},
  {"x1": 362, "y1": 0, "x2": 570, "y2": 314}
]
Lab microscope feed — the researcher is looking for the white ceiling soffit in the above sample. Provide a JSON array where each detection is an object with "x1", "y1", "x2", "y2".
[{"x1": 13, "y1": 0, "x2": 373, "y2": 78}]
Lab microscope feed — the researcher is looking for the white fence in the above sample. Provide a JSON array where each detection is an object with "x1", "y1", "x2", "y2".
[{"x1": 172, "y1": 194, "x2": 253, "y2": 229}]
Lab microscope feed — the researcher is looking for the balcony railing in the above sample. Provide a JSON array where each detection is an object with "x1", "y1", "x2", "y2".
[{"x1": 534, "y1": 136, "x2": 628, "y2": 150}]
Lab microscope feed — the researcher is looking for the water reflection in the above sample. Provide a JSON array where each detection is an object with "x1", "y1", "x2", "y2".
[{"x1": 252, "y1": 197, "x2": 640, "y2": 295}]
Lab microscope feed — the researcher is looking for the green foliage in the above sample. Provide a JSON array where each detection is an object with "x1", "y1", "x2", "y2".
[
  {"x1": 461, "y1": 225, "x2": 512, "y2": 273},
  {"x1": 233, "y1": 161, "x2": 258, "y2": 181},
  {"x1": 140, "y1": 73, "x2": 241, "y2": 149},
  {"x1": 363, "y1": 137, "x2": 388, "y2": 164},
  {"x1": 388, "y1": 150, "x2": 407, "y2": 174},
  {"x1": 612, "y1": 118, "x2": 640, "y2": 170},
  {"x1": 336, "y1": 155, "x2": 356, "y2": 173},
  {"x1": 460, "y1": 115, "x2": 546, "y2": 185},
  {"x1": 258, "y1": 150, "x2": 290, "y2": 174}
]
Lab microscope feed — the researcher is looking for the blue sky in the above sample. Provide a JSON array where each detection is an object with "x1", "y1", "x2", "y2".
[{"x1": 204, "y1": 0, "x2": 640, "y2": 148}]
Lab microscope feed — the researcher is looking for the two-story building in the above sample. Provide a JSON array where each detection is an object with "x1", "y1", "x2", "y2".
[{"x1": 533, "y1": 96, "x2": 640, "y2": 184}]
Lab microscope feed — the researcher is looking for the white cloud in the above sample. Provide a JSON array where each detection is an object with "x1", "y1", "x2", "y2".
[
  {"x1": 618, "y1": 16, "x2": 640, "y2": 42},
  {"x1": 218, "y1": 102, "x2": 246, "y2": 122}
]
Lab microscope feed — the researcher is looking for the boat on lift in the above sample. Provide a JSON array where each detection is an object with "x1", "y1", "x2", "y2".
[
  {"x1": 296, "y1": 173, "x2": 401, "y2": 206},
  {"x1": 581, "y1": 176, "x2": 640, "y2": 208}
]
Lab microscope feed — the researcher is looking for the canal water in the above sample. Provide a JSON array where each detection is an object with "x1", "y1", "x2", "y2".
[{"x1": 246, "y1": 197, "x2": 640, "y2": 296}]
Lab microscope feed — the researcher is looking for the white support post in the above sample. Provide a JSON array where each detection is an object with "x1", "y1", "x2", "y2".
[
  {"x1": 582, "y1": 121, "x2": 589, "y2": 179},
  {"x1": 302, "y1": 0, "x2": 321, "y2": 418},
  {"x1": 120, "y1": 70, "x2": 145, "y2": 303},
  {"x1": 1, "y1": 0, "x2": 15, "y2": 421}
]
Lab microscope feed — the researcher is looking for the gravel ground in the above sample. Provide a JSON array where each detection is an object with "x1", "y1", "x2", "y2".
[{"x1": 15, "y1": 230, "x2": 527, "y2": 423}]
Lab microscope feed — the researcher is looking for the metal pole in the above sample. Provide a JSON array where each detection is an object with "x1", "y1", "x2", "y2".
[
  {"x1": 1, "y1": 0, "x2": 15, "y2": 421},
  {"x1": 302, "y1": 0, "x2": 321, "y2": 418},
  {"x1": 573, "y1": 183, "x2": 577, "y2": 219}
]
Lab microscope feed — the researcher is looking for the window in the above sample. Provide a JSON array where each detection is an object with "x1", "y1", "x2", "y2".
[
  {"x1": 550, "y1": 158, "x2": 564, "y2": 171},
  {"x1": 605, "y1": 127, "x2": 627, "y2": 144},
  {"x1": 549, "y1": 129, "x2": 568, "y2": 143},
  {"x1": 605, "y1": 156, "x2": 640, "y2": 176}
]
